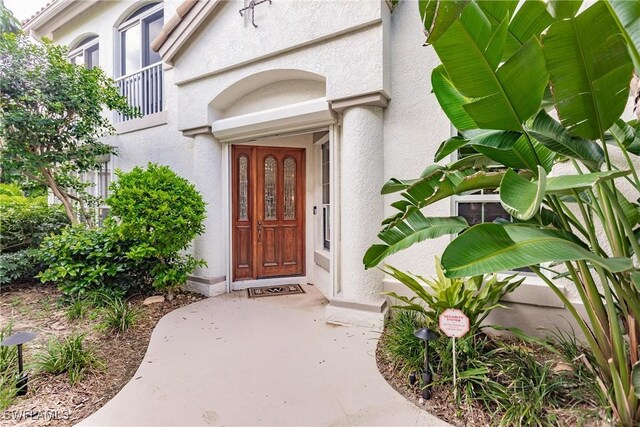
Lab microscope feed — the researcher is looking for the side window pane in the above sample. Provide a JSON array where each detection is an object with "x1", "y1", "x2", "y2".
[
  {"x1": 321, "y1": 142, "x2": 330, "y2": 250},
  {"x1": 86, "y1": 44, "x2": 99, "y2": 69},
  {"x1": 122, "y1": 24, "x2": 141, "y2": 75},
  {"x1": 458, "y1": 202, "x2": 482, "y2": 225},
  {"x1": 144, "y1": 14, "x2": 163, "y2": 66}
]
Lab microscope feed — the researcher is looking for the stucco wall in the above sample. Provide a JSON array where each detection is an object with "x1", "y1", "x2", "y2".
[
  {"x1": 382, "y1": 1, "x2": 451, "y2": 277},
  {"x1": 48, "y1": 1, "x2": 195, "y2": 185}
]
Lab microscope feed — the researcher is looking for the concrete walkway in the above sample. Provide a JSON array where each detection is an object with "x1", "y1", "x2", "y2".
[{"x1": 80, "y1": 285, "x2": 449, "y2": 426}]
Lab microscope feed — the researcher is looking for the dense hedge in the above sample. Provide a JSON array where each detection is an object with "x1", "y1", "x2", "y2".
[{"x1": 0, "y1": 186, "x2": 69, "y2": 285}]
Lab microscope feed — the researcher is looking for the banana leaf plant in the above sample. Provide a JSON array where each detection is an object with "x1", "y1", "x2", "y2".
[{"x1": 364, "y1": 1, "x2": 640, "y2": 424}]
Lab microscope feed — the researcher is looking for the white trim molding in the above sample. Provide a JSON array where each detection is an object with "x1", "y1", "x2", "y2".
[
  {"x1": 209, "y1": 98, "x2": 337, "y2": 143},
  {"x1": 114, "y1": 111, "x2": 168, "y2": 135},
  {"x1": 329, "y1": 91, "x2": 390, "y2": 113}
]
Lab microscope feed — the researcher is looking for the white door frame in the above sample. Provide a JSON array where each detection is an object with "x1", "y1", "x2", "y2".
[{"x1": 221, "y1": 126, "x2": 338, "y2": 294}]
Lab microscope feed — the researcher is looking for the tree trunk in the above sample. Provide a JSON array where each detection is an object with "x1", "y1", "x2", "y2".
[{"x1": 40, "y1": 168, "x2": 78, "y2": 225}]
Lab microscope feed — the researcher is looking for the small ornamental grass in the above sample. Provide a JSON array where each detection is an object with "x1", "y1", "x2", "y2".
[
  {"x1": 381, "y1": 310, "x2": 425, "y2": 380},
  {"x1": 34, "y1": 334, "x2": 103, "y2": 385},
  {"x1": 66, "y1": 298, "x2": 94, "y2": 321},
  {"x1": 98, "y1": 296, "x2": 140, "y2": 334},
  {"x1": 0, "y1": 323, "x2": 18, "y2": 410}
]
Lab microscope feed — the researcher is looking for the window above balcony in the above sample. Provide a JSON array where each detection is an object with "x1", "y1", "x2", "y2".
[
  {"x1": 69, "y1": 35, "x2": 99, "y2": 69},
  {"x1": 117, "y1": 2, "x2": 164, "y2": 77},
  {"x1": 115, "y1": 2, "x2": 165, "y2": 123}
]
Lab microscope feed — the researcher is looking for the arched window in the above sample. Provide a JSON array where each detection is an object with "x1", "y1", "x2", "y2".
[
  {"x1": 69, "y1": 36, "x2": 99, "y2": 69},
  {"x1": 117, "y1": 2, "x2": 163, "y2": 76}
]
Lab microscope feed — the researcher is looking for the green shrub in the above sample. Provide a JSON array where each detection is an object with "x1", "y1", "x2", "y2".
[
  {"x1": 107, "y1": 163, "x2": 206, "y2": 257},
  {"x1": 34, "y1": 334, "x2": 103, "y2": 384},
  {"x1": 98, "y1": 296, "x2": 140, "y2": 333},
  {"x1": 38, "y1": 225, "x2": 151, "y2": 298},
  {"x1": 107, "y1": 163, "x2": 206, "y2": 290},
  {"x1": 0, "y1": 195, "x2": 69, "y2": 253},
  {"x1": 0, "y1": 249, "x2": 42, "y2": 286},
  {"x1": 0, "y1": 183, "x2": 22, "y2": 197},
  {"x1": 381, "y1": 310, "x2": 426, "y2": 380},
  {"x1": 39, "y1": 164, "x2": 206, "y2": 295},
  {"x1": 0, "y1": 191, "x2": 69, "y2": 285}
]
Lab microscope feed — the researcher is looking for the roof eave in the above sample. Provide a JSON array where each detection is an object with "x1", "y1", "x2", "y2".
[
  {"x1": 152, "y1": 0, "x2": 222, "y2": 65},
  {"x1": 23, "y1": 0, "x2": 100, "y2": 37}
]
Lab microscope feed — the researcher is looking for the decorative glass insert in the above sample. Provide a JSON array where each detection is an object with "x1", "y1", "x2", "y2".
[
  {"x1": 238, "y1": 155, "x2": 249, "y2": 221},
  {"x1": 284, "y1": 157, "x2": 296, "y2": 220},
  {"x1": 264, "y1": 156, "x2": 277, "y2": 220}
]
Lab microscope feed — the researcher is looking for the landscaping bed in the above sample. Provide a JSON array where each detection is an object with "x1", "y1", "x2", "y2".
[
  {"x1": 376, "y1": 322, "x2": 605, "y2": 427},
  {"x1": 0, "y1": 282, "x2": 204, "y2": 426}
]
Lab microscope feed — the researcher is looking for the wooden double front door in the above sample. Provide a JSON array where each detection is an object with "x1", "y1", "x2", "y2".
[{"x1": 232, "y1": 145, "x2": 305, "y2": 281}]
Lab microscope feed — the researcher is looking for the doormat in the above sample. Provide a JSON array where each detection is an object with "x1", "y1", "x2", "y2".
[{"x1": 247, "y1": 284, "x2": 306, "y2": 298}]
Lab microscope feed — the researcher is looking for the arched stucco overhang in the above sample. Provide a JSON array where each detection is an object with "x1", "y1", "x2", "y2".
[{"x1": 183, "y1": 69, "x2": 335, "y2": 142}]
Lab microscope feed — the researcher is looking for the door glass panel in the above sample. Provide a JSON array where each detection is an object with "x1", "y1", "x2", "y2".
[
  {"x1": 284, "y1": 157, "x2": 295, "y2": 220},
  {"x1": 238, "y1": 155, "x2": 249, "y2": 221},
  {"x1": 264, "y1": 156, "x2": 277, "y2": 220}
]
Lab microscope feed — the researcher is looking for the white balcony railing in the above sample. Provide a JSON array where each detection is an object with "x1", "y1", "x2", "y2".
[{"x1": 115, "y1": 62, "x2": 164, "y2": 122}]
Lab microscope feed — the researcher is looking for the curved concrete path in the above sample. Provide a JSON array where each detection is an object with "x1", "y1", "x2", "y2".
[{"x1": 80, "y1": 285, "x2": 449, "y2": 426}]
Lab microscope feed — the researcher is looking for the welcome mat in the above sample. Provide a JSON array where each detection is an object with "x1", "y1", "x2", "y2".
[{"x1": 247, "y1": 284, "x2": 306, "y2": 298}]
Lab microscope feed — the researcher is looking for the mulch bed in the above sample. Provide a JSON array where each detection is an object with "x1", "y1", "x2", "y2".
[
  {"x1": 0, "y1": 282, "x2": 204, "y2": 426},
  {"x1": 375, "y1": 330, "x2": 604, "y2": 427}
]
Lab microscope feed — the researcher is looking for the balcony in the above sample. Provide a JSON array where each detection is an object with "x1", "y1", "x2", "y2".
[{"x1": 115, "y1": 62, "x2": 164, "y2": 123}]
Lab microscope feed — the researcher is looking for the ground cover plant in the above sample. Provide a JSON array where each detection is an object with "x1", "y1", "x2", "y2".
[
  {"x1": 379, "y1": 309, "x2": 605, "y2": 426},
  {"x1": 34, "y1": 334, "x2": 104, "y2": 385},
  {"x1": 366, "y1": 1, "x2": 640, "y2": 424}
]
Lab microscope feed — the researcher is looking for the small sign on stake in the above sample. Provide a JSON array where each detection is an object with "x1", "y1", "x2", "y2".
[{"x1": 438, "y1": 308, "x2": 470, "y2": 400}]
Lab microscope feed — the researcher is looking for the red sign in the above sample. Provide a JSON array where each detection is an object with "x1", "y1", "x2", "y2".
[{"x1": 438, "y1": 309, "x2": 470, "y2": 338}]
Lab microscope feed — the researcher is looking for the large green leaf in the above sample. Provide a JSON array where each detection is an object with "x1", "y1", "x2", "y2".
[
  {"x1": 434, "y1": 136, "x2": 470, "y2": 162},
  {"x1": 478, "y1": 0, "x2": 554, "y2": 60},
  {"x1": 467, "y1": 130, "x2": 555, "y2": 172},
  {"x1": 605, "y1": 0, "x2": 640, "y2": 73},
  {"x1": 609, "y1": 119, "x2": 640, "y2": 156},
  {"x1": 403, "y1": 168, "x2": 505, "y2": 208},
  {"x1": 420, "y1": 0, "x2": 470, "y2": 44},
  {"x1": 500, "y1": 166, "x2": 547, "y2": 220},
  {"x1": 526, "y1": 110, "x2": 604, "y2": 170},
  {"x1": 441, "y1": 223, "x2": 634, "y2": 277},
  {"x1": 545, "y1": 170, "x2": 631, "y2": 194},
  {"x1": 363, "y1": 212, "x2": 468, "y2": 269},
  {"x1": 546, "y1": 0, "x2": 582, "y2": 19},
  {"x1": 542, "y1": 1, "x2": 634, "y2": 140},
  {"x1": 433, "y1": 3, "x2": 548, "y2": 131},
  {"x1": 431, "y1": 65, "x2": 477, "y2": 131}
]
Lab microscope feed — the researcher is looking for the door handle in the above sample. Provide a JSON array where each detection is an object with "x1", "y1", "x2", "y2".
[{"x1": 258, "y1": 221, "x2": 262, "y2": 242}]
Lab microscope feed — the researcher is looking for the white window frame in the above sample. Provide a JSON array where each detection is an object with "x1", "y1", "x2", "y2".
[
  {"x1": 313, "y1": 133, "x2": 331, "y2": 255},
  {"x1": 116, "y1": 2, "x2": 164, "y2": 78},
  {"x1": 78, "y1": 155, "x2": 113, "y2": 226},
  {"x1": 321, "y1": 140, "x2": 331, "y2": 251},
  {"x1": 69, "y1": 36, "x2": 99, "y2": 69}
]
